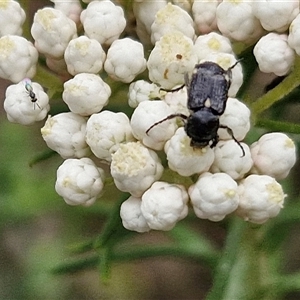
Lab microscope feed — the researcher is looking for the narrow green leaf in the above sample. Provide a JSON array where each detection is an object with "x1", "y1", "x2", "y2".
[
  {"x1": 51, "y1": 254, "x2": 100, "y2": 275},
  {"x1": 255, "y1": 118, "x2": 300, "y2": 134},
  {"x1": 29, "y1": 149, "x2": 57, "y2": 167}
]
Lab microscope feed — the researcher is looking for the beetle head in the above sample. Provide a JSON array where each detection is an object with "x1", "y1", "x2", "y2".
[{"x1": 185, "y1": 108, "x2": 219, "y2": 148}]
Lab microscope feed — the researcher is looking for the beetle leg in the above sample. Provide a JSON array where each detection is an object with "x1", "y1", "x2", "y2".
[
  {"x1": 210, "y1": 136, "x2": 219, "y2": 148},
  {"x1": 219, "y1": 124, "x2": 245, "y2": 157}
]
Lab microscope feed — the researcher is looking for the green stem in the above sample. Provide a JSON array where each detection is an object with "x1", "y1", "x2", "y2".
[
  {"x1": 256, "y1": 118, "x2": 300, "y2": 134},
  {"x1": 251, "y1": 56, "x2": 300, "y2": 116},
  {"x1": 206, "y1": 217, "x2": 247, "y2": 300}
]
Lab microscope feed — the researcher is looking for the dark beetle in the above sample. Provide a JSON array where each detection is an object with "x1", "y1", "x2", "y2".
[{"x1": 146, "y1": 60, "x2": 245, "y2": 156}]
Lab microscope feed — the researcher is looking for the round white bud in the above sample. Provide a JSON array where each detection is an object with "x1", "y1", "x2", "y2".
[
  {"x1": 150, "y1": 3, "x2": 196, "y2": 44},
  {"x1": 0, "y1": 35, "x2": 38, "y2": 82},
  {"x1": 64, "y1": 36, "x2": 106, "y2": 75},
  {"x1": 210, "y1": 140, "x2": 253, "y2": 180},
  {"x1": 218, "y1": 98, "x2": 251, "y2": 142},
  {"x1": 50, "y1": 0, "x2": 82, "y2": 25},
  {"x1": 31, "y1": 7, "x2": 77, "y2": 58},
  {"x1": 55, "y1": 158, "x2": 105, "y2": 206},
  {"x1": 41, "y1": 112, "x2": 90, "y2": 159},
  {"x1": 128, "y1": 80, "x2": 161, "y2": 108},
  {"x1": 86, "y1": 111, "x2": 135, "y2": 162},
  {"x1": 110, "y1": 142, "x2": 164, "y2": 197},
  {"x1": 80, "y1": 0, "x2": 126, "y2": 46},
  {"x1": 189, "y1": 172, "x2": 239, "y2": 222},
  {"x1": 194, "y1": 32, "x2": 233, "y2": 63},
  {"x1": 252, "y1": 0, "x2": 299, "y2": 33},
  {"x1": 216, "y1": 0, "x2": 265, "y2": 44},
  {"x1": 4, "y1": 80, "x2": 49, "y2": 125},
  {"x1": 104, "y1": 38, "x2": 147, "y2": 83},
  {"x1": 288, "y1": 14, "x2": 300, "y2": 55},
  {"x1": 130, "y1": 100, "x2": 177, "y2": 151},
  {"x1": 236, "y1": 174, "x2": 286, "y2": 224},
  {"x1": 253, "y1": 33, "x2": 295, "y2": 76},
  {"x1": 120, "y1": 196, "x2": 151, "y2": 233},
  {"x1": 147, "y1": 32, "x2": 198, "y2": 89},
  {"x1": 63, "y1": 73, "x2": 111, "y2": 116},
  {"x1": 192, "y1": 0, "x2": 219, "y2": 34},
  {"x1": 0, "y1": 0, "x2": 26, "y2": 36},
  {"x1": 141, "y1": 181, "x2": 189, "y2": 231},
  {"x1": 250, "y1": 133, "x2": 297, "y2": 180}
]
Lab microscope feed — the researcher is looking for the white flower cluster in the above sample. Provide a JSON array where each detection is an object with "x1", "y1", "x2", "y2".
[{"x1": 0, "y1": 1, "x2": 298, "y2": 228}]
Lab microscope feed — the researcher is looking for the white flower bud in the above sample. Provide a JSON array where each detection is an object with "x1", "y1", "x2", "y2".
[
  {"x1": 41, "y1": 112, "x2": 90, "y2": 159},
  {"x1": 252, "y1": 0, "x2": 299, "y2": 33},
  {"x1": 236, "y1": 174, "x2": 286, "y2": 224},
  {"x1": 218, "y1": 98, "x2": 251, "y2": 142},
  {"x1": 192, "y1": 0, "x2": 219, "y2": 34},
  {"x1": 164, "y1": 127, "x2": 215, "y2": 176},
  {"x1": 172, "y1": 0, "x2": 192, "y2": 13},
  {"x1": 141, "y1": 181, "x2": 189, "y2": 231},
  {"x1": 64, "y1": 36, "x2": 106, "y2": 75},
  {"x1": 104, "y1": 38, "x2": 146, "y2": 83},
  {"x1": 147, "y1": 32, "x2": 198, "y2": 89},
  {"x1": 189, "y1": 172, "x2": 239, "y2": 222},
  {"x1": 250, "y1": 133, "x2": 296, "y2": 180},
  {"x1": 0, "y1": 0, "x2": 25, "y2": 36},
  {"x1": 194, "y1": 32, "x2": 233, "y2": 63},
  {"x1": 110, "y1": 142, "x2": 163, "y2": 197},
  {"x1": 133, "y1": 0, "x2": 167, "y2": 45},
  {"x1": 130, "y1": 100, "x2": 177, "y2": 151},
  {"x1": 253, "y1": 33, "x2": 295, "y2": 76},
  {"x1": 128, "y1": 80, "x2": 161, "y2": 108},
  {"x1": 80, "y1": 0, "x2": 126, "y2": 46},
  {"x1": 288, "y1": 14, "x2": 300, "y2": 56},
  {"x1": 120, "y1": 196, "x2": 151, "y2": 233},
  {"x1": 55, "y1": 158, "x2": 105, "y2": 206},
  {"x1": 216, "y1": 0, "x2": 265, "y2": 44},
  {"x1": 0, "y1": 35, "x2": 38, "y2": 83},
  {"x1": 150, "y1": 3, "x2": 196, "y2": 44},
  {"x1": 163, "y1": 87, "x2": 189, "y2": 116},
  {"x1": 86, "y1": 111, "x2": 135, "y2": 162},
  {"x1": 50, "y1": 0, "x2": 82, "y2": 25},
  {"x1": 31, "y1": 7, "x2": 77, "y2": 58},
  {"x1": 4, "y1": 79, "x2": 49, "y2": 125},
  {"x1": 201, "y1": 54, "x2": 243, "y2": 97},
  {"x1": 63, "y1": 73, "x2": 111, "y2": 116},
  {"x1": 210, "y1": 140, "x2": 253, "y2": 180}
]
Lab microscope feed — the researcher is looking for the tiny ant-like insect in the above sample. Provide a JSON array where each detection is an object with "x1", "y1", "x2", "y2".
[{"x1": 23, "y1": 78, "x2": 41, "y2": 109}]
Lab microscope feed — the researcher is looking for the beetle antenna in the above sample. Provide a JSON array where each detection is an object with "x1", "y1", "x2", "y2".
[
  {"x1": 146, "y1": 113, "x2": 188, "y2": 135},
  {"x1": 228, "y1": 58, "x2": 244, "y2": 71},
  {"x1": 159, "y1": 84, "x2": 185, "y2": 93}
]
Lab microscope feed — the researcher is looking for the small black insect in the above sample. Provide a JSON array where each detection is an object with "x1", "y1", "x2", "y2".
[
  {"x1": 146, "y1": 60, "x2": 245, "y2": 156},
  {"x1": 23, "y1": 78, "x2": 41, "y2": 109}
]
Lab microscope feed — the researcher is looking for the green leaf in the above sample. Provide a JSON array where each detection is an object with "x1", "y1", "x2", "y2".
[
  {"x1": 29, "y1": 149, "x2": 57, "y2": 167},
  {"x1": 255, "y1": 118, "x2": 300, "y2": 134}
]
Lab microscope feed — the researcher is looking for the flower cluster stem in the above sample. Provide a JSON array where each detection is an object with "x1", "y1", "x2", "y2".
[{"x1": 251, "y1": 56, "x2": 300, "y2": 116}]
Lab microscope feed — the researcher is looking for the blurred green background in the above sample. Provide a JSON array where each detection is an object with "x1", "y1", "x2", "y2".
[{"x1": 1, "y1": 1, "x2": 300, "y2": 299}]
